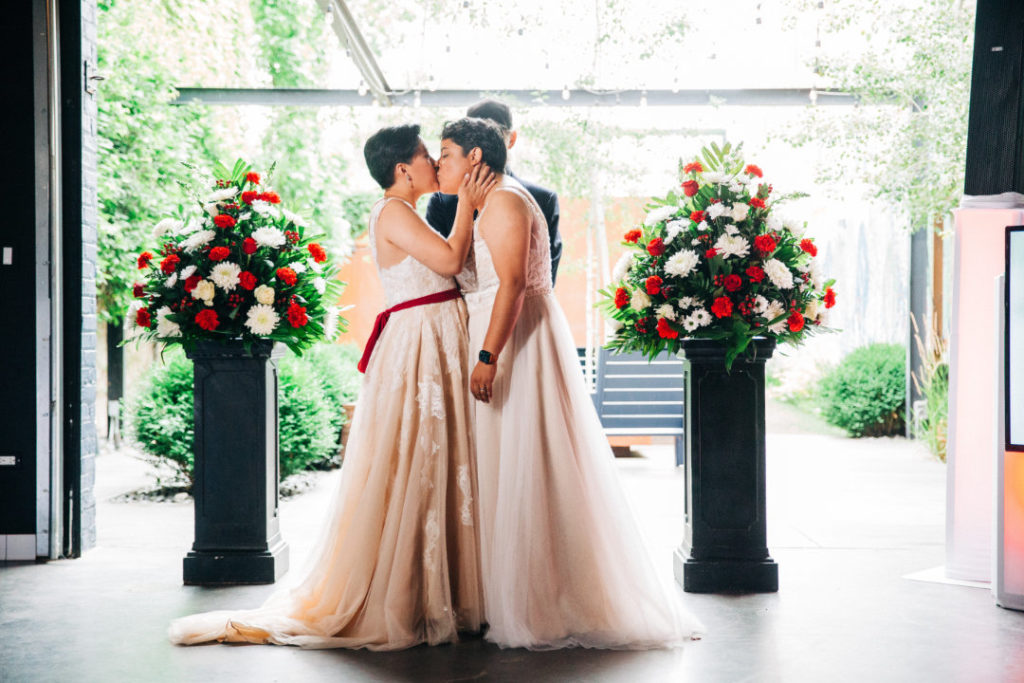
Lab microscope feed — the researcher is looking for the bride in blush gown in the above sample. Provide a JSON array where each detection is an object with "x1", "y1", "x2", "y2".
[
  {"x1": 436, "y1": 117, "x2": 705, "y2": 650},
  {"x1": 168, "y1": 124, "x2": 494, "y2": 650}
]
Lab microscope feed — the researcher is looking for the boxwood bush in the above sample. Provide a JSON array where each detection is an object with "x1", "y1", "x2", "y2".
[
  {"x1": 129, "y1": 343, "x2": 362, "y2": 487},
  {"x1": 819, "y1": 343, "x2": 906, "y2": 437}
]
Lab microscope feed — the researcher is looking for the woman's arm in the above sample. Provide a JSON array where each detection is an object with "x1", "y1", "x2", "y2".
[{"x1": 470, "y1": 191, "x2": 532, "y2": 403}]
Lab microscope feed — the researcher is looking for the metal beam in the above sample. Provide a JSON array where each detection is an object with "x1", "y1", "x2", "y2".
[
  {"x1": 314, "y1": 0, "x2": 391, "y2": 106},
  {"x1": 173, "y1": 87, "x2": 860, "y2": 108}
]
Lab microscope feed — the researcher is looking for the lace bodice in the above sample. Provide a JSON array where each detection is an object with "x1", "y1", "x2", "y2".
[
  {"x1": 369, "y1": 197, "x2": 458, "y2": 307},
  {"x1": 469, "y1": 181, "x2": 553, "y2": 301}
]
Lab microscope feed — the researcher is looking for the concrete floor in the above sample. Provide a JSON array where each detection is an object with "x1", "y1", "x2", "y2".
[{"x1": 3, "y1": 403, "x2": 1024, "y2": 682}]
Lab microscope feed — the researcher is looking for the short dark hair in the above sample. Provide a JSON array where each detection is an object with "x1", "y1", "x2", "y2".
[
  {"x1": 441, "y1": 118, "x2": 507, "y2": 173},
  {"x1": 466, "y1": 99, "x2": 512, "y2": 132},
  {"x1": 363, "y1": 124, "x2": 421, "y2": 189}
]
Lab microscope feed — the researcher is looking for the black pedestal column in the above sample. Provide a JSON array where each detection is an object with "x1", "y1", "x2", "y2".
[
  {"x1": 184, "y1": 340, "x2": 289, "y2": 585},
  {"x1": 674, "y1": 338, "x2": 778, "y2": 593}
]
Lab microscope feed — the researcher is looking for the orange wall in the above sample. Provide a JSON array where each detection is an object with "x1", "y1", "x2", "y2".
[{"x1": 335, "y1": 196, "x2": 648, "y2": 349}]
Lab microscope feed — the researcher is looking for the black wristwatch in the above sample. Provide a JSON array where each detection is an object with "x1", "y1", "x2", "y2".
[{"x1": 478, "y1": 349, "x2": 496, "y2": 365}]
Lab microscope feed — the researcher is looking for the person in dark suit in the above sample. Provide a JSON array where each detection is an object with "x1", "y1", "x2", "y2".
[{"x1": 426, "y1": 99, "x2": 563, "y2": 286}]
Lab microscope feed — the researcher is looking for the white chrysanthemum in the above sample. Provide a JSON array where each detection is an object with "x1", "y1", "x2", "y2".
[
  {"x1": 191, "y1": 279, "x2": 215, "y2": 304},
  {"x1": 244, "y1": 304, "x2": 279, "y2": 336},
  {"x1": 313, "y1": 277, "x2": 326, "y2": 295},
  {"x1": 206, "y1": 187, "x2": 238, "y2": 203},
  {"x1": 707, "y1": 202, "x2": 727, "y2": 220},
  {"x1": 729, "y1": 203, "x2": 750, "y2": 223},
  {"x1": 714, "y1": 234, "x2": 751, "y2": 260},
  {"x1": 724, "y1": 225, "x2": 740, "y2": 236},
  {"x1": 764, "y1": 258, "x2": 794, "y2": 290},
  {"x1": 612, "y1": 252, "x2": 634, "y2": 283},
  {"x1": 754, "y1": 295, "x2": 770, "y2": 315},
  {"x1": 809, "y1": 259, "x2": 824, "y2": 289},
  {"x1": 254, "y1": 285, "x2": 276, "y2": 305},
  {"x1": 697, "y1": 220, "x2": 710, "y2": 232},
  {"x1": 728, "y1": 181, "x2": 745, "y2": 194},
  {"x1": 804, "y1": 299, "x2": 821, "y2": 320},
  {"x1": 290, "y1": 261, "x2": 307, "y2": 274},
  {"x1": 165, "y1": 272, "x2": 178, "y2": 289},
  {"x1": 252, "y1": 227, "x2": 286, "y2": 249},
  {"x1": 153, "y1": 218, "x2": 183, "y2": 239},
  {"x1": 630, "y1": 289, "x2": 652, "y2": 311},
  {"x1": 783, "y1": 216, "x2": 806, "y2": 237},
  {"x1": 691, "y1": 308, "x2": 712, "y2": 327},
  {"x1": 766, "y1": 215, "x2": 783, "y2": 233},
  {"x1": 203, "y1": 203, "x2": 219, "y2": 217},
  {"x1": 180, "y1": 264, "x2": 197, "y2": 280},
  {"x1": 210, "y1": 262, "x2": 241, "y2": 291},
  {"x1": 702, "y1": 171, "x2": 730, "y2": 185},
  {"x1": 691, "y1": 238, "x2": 703, "y2": 246},
  {"x1": 656, "y1": 303, "x2": 677, "y2": 321},
  {"x1": 665, "y1": 220, "x2": 687, "y2": 245},
  {"x1": 155, "y1": 306, "x2": 181, "y2": 338},
  {"x1": 181, "y1": 229, "x2": 216, "y2": 252},
  {"x1": 176, "y1": 219, "x2": 201, "y2": 236},
  {"x1": 677, "y1": 296, "x2": 696, "y2": 310},
  {"x1": 682, "y1": 315, "x2": 700, "y2": 332},
  {"x1": 765, "y1": 300, "x2": 786, "y2": 332},
  {"x1": 251, "y1": 200, "x2": 280, "y2": 219},
  {"x1": 283, "y1": 209, "x2": 306, "y2": 227},
  {"x1": 665, "y1": 249, "x2": 700, "y2": 278},
  {"x1": 645, "y1": 205, "x2": 678, "y2": 226}
]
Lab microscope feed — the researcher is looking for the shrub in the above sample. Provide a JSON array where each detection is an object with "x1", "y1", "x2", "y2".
[
  {"x1": 819, "y1": 343, "x2": 906, "y2": 437},
  {"x1": 130, "y1": 352, "x2": 194, "y2": 484}
]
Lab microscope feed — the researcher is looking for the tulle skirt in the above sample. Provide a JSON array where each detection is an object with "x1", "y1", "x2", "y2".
[
  {"x1": 466, "y1": 290, "x2": 704, "y2": 650},
  {"x1": 168, "y1": 298, "x2": 484, "y2": 650}
]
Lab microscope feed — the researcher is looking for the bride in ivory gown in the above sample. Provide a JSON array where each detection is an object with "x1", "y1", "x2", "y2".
[
  {"x1": 168, "y1": 124, "x2": 495, "y2": 650},
  {"x1": 437, "y1": 117, "x2": 705, "y2": 650}
]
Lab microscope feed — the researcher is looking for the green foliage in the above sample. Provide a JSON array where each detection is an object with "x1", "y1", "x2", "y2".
[
  {"x1": 128, "y1": 353, "x2": 195, "y2": 483},
  {"x1": 819, "y1": 343, "x2": 906, "y2": 437},
  {"x1": 277, "y1": 357, "x2": 343, "y2": 478},
  {"x1": 910, "y1": 318, "x2": 948, "y2": 461}
]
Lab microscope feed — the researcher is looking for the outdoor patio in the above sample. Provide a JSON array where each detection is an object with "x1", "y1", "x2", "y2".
[{"x1": 2, "y1": 400, "x2": 1022, "y2": 682}]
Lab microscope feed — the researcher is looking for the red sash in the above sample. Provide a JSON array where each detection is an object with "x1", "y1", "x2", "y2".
[{"x1": 357, "y1": 288, "x2": 462, "y2": 373}]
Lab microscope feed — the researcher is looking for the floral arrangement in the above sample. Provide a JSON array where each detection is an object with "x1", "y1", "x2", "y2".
[
  {"x1": 598, "y1": 143, "x2": 836, "y2": 369},
  {"x1": 130, "y1": 159, "x2": 346, "y2": 354}
]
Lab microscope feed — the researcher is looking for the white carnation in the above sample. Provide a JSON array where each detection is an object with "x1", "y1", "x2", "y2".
[
  {"x1": 155, "y1": 306, "x2": 181, "y2": 338},
  {"x1": 181, "y1": 229, "x2": 216, "y2": 252},
  {"x1": 165, "y1": 272, "x2": 178, "y2": 289},
  {"x1": 206, "y1": 187, "x2": 238, "y2": 203},
  {"x1": 697, "y1": 221, "x2": 710, "y2": 232},
  {"x1": 714, "y1": 234, "x2": 751, "y2": 259},
  {"x1": 309, "y1": 260, "x2": 324, "y2": 274},
  {"x1": 254, "y1": 285, "x2": 276, "y2": 305},
  {"x1": 191, "y1": 279, "x2": 215, "y2": 305},
  {"x1": 784, "y1": 216, "x2": 806, "y2": 237},
  {"x1": 691, "y1": 308, "x2": 712, "y2": 327},
  {"x1": 612, "y1": 252, "x2": 634, "y2": 283},
  {"x1": 677, "y1": 296, "x2": 696, "y2": 310},
  {"x1": 656, "y1": 303, "x2": 677, "y2": 321},
  {"x1": 210, "y1": 262, "x2": 241, "y2": 291},
  {"x1": 645, "y1": 205, "x2": 678, "y2": 226},
  {"x1": 691, "y1": 238, "x2": 703, "y2": 246},
  {"x1": 251, "y1": 200, "x2": 280, "y2": 219},
  {"x1": 765, "y1": 300, "x2": 787, "y2": 332},
  {"x1": 290, "y1": 261, "x2": 307, "y2": 274},
  {"x1": 203, "y1": 203, "x2": 219, "y2": 217},
  {"x1": 180, "y1": 264, "x2": 197, "y2": 280},
  {"x1": 728, "y1": 181, "x2": 745, "y2": 194},
  {"x1": 754, "y1": 295, "x2": 770, "y2": 315},
  {"x1": 313, "y1": 277, "x2": 326, "y2": 295},
  {"x1": 809, "y1": 259, "x2": 824, "y2": 289},
  {"x1": 283, "y1": 209, "x2": 306, "y2": 227},
  {"x1": 729, "y1": 203, "x2": 750, "y2": 223},
  {"x1": 724, "y1": 225, "x2": 740, "y2": 236},
  {"x1": 630, "y1": 289, "x2": 652, "y2": 311},
  {"x1": 764, "y1": 258, "x2": 794, "y2": 290},
  {"x1": 665, "y1": 250, "x2": 700, "y2": 278},
  {"x1": 244, "y1": 304, "x2": 279, "y2": 336},
  {"x1": 766, "y1": 215, "x2": 783, "y2": 233},
  {"x1": 153, "y1": 218, "x2": 183, "y2": 239},
  {"x1": 707, "y1": 202, "x2": 727, "y2": 220},
  {"x1": 252, "y1": 227, "x2": 286, "y2": 249},
  {"x1": 804, "y1": 298, "x2": 821, "y2": 320},
  {"x1": 665, "y1": 220, "x2": 687, "y2": 245}
]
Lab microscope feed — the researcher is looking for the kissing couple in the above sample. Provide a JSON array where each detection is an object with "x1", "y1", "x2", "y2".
[{"x1": 169, "y1": 103, "x2": 703, "y2": 651}]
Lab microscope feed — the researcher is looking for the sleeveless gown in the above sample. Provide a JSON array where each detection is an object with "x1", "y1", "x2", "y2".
[
  {"x1": 168, "y1": 197, "x2": 484, "y2": 650},
  {"x1": 463, "y1": 178, "x2": 704, "y2": 650}
]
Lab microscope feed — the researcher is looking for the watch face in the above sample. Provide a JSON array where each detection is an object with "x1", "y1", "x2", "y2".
[{"x1": 479, "y1": 350, "x2": 493, "y2": 364}]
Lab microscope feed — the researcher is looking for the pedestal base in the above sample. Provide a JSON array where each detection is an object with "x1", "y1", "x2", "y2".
[
  {"x1": 183, "y1": 535, "x2": 289, "y2": 586},
  {"x1": 673, "y1": 547, "x2": 778, "y2": 593}
]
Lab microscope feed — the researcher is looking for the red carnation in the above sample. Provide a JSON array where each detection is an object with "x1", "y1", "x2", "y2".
[
  {"x1": 277, "y1": 267, "x2": 297, "y2": 286},
  {"x1": 287, "y1": 301, "x2": 309, "y2": 328},
  {"x1": 135, "y1": 307, "x2": 151, "y2": 328},
  {"x1": 195, "y1": 309, "x2": 219, "y2": 331},
  {"x1": 647, "y1": 238, "x2": 665, "y2": 257},
  {"x1": 243, "y1": 237, "x2": 258, "y2": 255},
  {"x1": 754, "y1": 234, "x2": 777, "y2": 256},
  {"x1": 307, "y1": 242, "x2": 327, "y2": 263},
  {"x1": 184, "y1": 274, "x2": 201, "y2": 293},
  {"x1": 238, "y1": 271, "x2": 257, "y2": 291},
  {"x1": 246, "y1": 171, "x2": 261, "y2": 184},
  {"x1": 645, "y1": 275, "x2": 663, "y2": 295},
  {"x1": 209, "y1": 246, "x2": 230, "y2": 261},
  {"x1": 711, "y1": 296, "x2": 733, "y2": 318},
  {"x1": 690, "y1": 210, "x2": 706, "y2": 223},
  {"x1": 624, "y1": 229, "x2": 642, "y2": 244},
  {"x1": 787, "y1": 311, "x2": 805, "y2": 332},
  {"x1": 137, "y1": 251, "x2": 154, "y2": 269},
  {"x1": 614, "y1": 287, "x2": 630, "y2": 309},
  {"x1": 748, "y1": 197, "x2": 766, "y2": 209},
  {"x1": 705, "y1": 247, "x2": 718, "y2": 259},
  {"x1": 745, "y1": 164, "x2": 763, "y2": 178},
  {"x1": 746, "y1": 265, "x2": 766, "y2": 283},
  {"x1": 824, "y1": 287, "x2": 837, "y2": 309},
  {"x1": 800, "y1": 239, "x2": 818, "y2": 257},
  {"x1": 724, "y1": 274, "x2": 743, "y2": 292},
  {"x1": 133, "y1": 283, "x2": 145, "y2": 298},
  {"x1": 213, "y1": 214, "x2": 236, "y2": 229},
  {"x1": 657, "y1": 318, "x2": 679, "y2": 339},
  {"x1": 241, "y1": 191, "x2": 258, "y2": 205},
  {"x1": 159, "y1": 254, "x2": 180, "y2": 275},
  {"x1": 683, "y1": 161, "x2": 704, "y2": 174},
  {"x1": 259, "y1": 192, "x2": 281, "y2": 204},
  {"x1": 682, "y1": 179, "x2": 699, "y2": 197}
]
